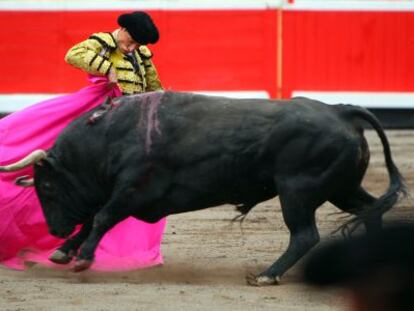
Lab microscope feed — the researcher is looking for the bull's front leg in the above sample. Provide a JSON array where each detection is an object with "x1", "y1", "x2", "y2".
[
  {"x1": 73, "y1": 203, "x2": 129, "y2": 272},
  {"x1": 49, "y1": 221, "x2": 92, "y2": 264}
]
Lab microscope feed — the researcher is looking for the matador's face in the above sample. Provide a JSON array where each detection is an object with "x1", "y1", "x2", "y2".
[{"x1": 117, "y1": 28, "x2": 140, "y2": 54}]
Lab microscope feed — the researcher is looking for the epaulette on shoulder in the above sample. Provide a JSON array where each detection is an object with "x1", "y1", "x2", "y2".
[
  {"x1": 138, "y1": 45, "x2": 153, "y2": 58},
  {"x1": 88, "y1": 32, "x2": 117, "y2": 50}
]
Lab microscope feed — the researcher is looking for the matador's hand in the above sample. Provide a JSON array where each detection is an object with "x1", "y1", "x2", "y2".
[{"x1": 108, "y1": 68, "x2": 117, "y2": 83}]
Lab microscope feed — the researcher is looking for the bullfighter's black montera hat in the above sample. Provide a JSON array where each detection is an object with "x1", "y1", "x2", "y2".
[{"x1": 117, "y1": 11, "x2": 159, "y2": 45}]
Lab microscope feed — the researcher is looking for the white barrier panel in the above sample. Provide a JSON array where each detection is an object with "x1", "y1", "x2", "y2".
[
  {"x1": 0, "y1": 91, "x2": 270, "y2": 113},
  {"x1": 285, "y1": 0, "x2": 414, "y2": 11},
  {"x1": 2, "y1": 91, "x2": 413, "y2": 113},
  {"x1": 1, "y1": 0, "x2": 414, "y2": 11},
  {"x1": 0, "y1": 0, "x2": 284, "y2": 11},
  {"x1": 292, "y1": 91, "x2": 414, "y2": 109}
]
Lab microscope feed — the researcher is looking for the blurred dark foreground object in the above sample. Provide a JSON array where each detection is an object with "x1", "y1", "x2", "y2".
[{"x1": 303, "y1": 224, "x2": 414, "y2": 311}]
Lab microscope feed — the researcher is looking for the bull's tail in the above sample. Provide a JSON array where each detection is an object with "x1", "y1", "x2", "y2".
[{"x1": 339, "y1": 104, "x2": 408, "y2": 230}]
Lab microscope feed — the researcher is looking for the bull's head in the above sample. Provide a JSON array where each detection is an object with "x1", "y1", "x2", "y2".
[{"x1": 0, "y1": 150, "x2": 78, "y2": 239}]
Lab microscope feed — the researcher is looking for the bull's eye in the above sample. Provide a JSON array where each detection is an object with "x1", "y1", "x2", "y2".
[{"x1": 41, "y1": 181, "x2": 53, "y2": 192}]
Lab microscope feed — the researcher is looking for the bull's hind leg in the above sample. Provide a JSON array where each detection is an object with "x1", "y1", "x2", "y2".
[
  {"x1": 49, "y1": 222, "x2": 92, "y2": 264},
  {"x1": 248, "y1": 184, "x2": 321, "y2": 286},
  {"x1": 330, "y1": 187, "x2": 381, "y2": 235}
]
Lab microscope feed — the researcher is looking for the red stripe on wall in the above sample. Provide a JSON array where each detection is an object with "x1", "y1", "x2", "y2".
[
  {"x1": 282, "y1": 10, "x2": 414, "y2": 98},
  {"x1": 0, "y1": 9, "x2": 412, "y2": 98},
  {"x1": 0, "y1": 10, "x2": 278, "y2": 96}
]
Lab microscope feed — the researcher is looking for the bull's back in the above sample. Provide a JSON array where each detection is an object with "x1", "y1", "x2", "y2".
[
  {"x1": 100, "y1": 92, "x2": 361, "y2": 160},
  {"x1": 55, "y1": 92, "x2": 361, "y2": 164}
]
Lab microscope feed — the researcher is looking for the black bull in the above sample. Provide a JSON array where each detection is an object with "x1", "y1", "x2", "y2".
[{"x1": 0, "y1": 91, "x2": 406, "y2": 286}]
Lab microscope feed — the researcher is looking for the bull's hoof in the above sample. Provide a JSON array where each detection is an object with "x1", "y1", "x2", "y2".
[
  {"x1": 49, "y1": 250, "x2": 73, "y2": 265},
  {"x1": 246, "y1": 273, "x2": 281, "y2": 286},
  {"x1": 73, "y1": 259, "x2": 93, "y2": 272}
]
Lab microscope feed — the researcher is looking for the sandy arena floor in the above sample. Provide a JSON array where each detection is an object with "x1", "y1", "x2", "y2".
[{"x1": 1, "y1": 130, "x2": 413, "y2": 311}]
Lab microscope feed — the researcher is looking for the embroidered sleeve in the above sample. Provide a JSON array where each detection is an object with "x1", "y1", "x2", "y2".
[
  {"x1": 144, "y1": 58, "x2": 163, "y2": 92},
  {"x1": 65, "y1": 33, "x2": 116, "y2": 76},
  {"x1": 138, "y1": 46, "x2": 162, "y2": 91}
]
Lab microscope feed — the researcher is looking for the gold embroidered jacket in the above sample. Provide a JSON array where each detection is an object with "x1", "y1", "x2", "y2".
[{"x1": 65, "y1": 32, "x2": 163, "y2": 95}]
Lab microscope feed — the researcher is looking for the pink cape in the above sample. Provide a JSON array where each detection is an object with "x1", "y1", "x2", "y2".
[{"x1": 0, "y1": 76, "x2": 166, "y2": 271}]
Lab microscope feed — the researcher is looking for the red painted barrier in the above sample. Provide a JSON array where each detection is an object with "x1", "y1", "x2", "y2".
[
  {"x1": 0, "y1": 10, "x2": 278, "y2": 96},
  {"x1": 282, "y1": 10, "x2": 414, "y2": 98},
  {"x1": 0, "y1": 7, "x2": 412, "y2": 99}
]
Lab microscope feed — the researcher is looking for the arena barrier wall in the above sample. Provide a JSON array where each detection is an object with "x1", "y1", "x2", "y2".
[{"x1": 0, "y1": 0, "x2": 413, "y2": 127}]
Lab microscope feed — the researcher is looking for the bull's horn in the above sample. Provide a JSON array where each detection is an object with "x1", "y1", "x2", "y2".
[
  {"x1": 0, "y1": 150, "x2": 47, "y2": 172},
  {"x1": 15, "y1": 175, "x2": 34, "y2": 187}
]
